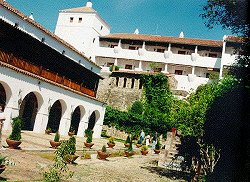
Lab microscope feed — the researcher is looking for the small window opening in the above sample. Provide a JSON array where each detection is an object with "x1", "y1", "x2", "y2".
[
  {"x1": 139, "y1": 79, "x2": 143, "y2": 89},
  {"x1": 116, "y1": 77, "x2": 119, "y2": 86},
  {"x1": 70, "y1": 17, "x2": 74, "y2": 23},
  {"x1": 123, "y1": 78, "x2": 127, "y2": 88},
  {"x1": 131, "y1": 78, "x2": 135, "y2": 89},
  {"x1": 78, "y1": 17, "x2": 82, "y2": 23}
]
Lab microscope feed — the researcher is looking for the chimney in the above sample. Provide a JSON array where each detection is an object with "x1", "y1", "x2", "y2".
[
  {"x1": 179, "y1": 31, "x2": 184, "y2": 38},
  {"x1": 29, "y1": 12, "x2": 34, "y2": 20},
  {"x1": 86, "y1": 1, "x2": 93, "y2": 8},
  {"x1": 134, "y1": 28, "x2": 139, "y2": 34}
]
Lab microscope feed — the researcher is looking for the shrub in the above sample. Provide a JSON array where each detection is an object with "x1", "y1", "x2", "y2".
[
  {"x1": 101, "y1": 145, "x2": 107, "y2": 153},
  {"x1": 8, "y1": 117, "x2": 22, "y2": 141},
  {"x1": 85, "y1": 129, "x2": 93, "y2": 143},
  {"x1": 54, "y1": 131, "x2": 60, "y2": 142},
  {"x1": 125, "y1": 135, "x2": 130, "y2": 144},
  {"x1": 155, "y1": 139, "x2": 161, "y2": 150},
  {"x1": 127, "y1": 138, "x2": 134, "y2": 153},
  {"x1": 140, "y1": 145, "x2": 148, "y2": 151},
  {"x1": 0, "y1": 155, "x2": 6, "y2": 165},
  {"x1": 67, "y1": 136, "x2": 76, "y2": 155},
  {"x1": 108, "y1": 136, "x2": 115, "y2": 144},
  {"x1": 109, "y1": 65, "x2": 119, "y2": 72}
]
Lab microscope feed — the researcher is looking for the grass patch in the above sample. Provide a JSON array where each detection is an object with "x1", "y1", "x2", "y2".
[{"x1": 36, "y1": 152, "x2": 55, "y2": 161}]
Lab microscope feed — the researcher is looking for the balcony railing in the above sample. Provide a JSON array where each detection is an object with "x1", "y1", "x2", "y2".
[{"x1": 0, "y1": 50, "x2": 96, "y2": 97}]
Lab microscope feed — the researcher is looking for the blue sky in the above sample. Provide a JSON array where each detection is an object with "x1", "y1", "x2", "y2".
[{"x1": 7, "y1": 0, "x2": 233, "y2": 40}]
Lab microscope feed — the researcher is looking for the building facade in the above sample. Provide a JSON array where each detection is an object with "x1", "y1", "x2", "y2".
[
  {"x1": 0, "y1": 1, "x2": 106, "y2": 138},
  {"x1": 55, "y1": 1, "x2": 241, "y2": 95}
]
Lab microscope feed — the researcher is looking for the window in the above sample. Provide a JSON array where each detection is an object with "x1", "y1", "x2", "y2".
[
  {"x1": 178, "y1": 50, "x2": 186, "y2": 55},
  {"x1": 70, "y1": 17, "x2": 74, "y2": 23},
  {"x1": 175, "y1": 70, "x2": 183, "y2": 75},
  {"x1": 139, "y1": 79, "x2": 143, "y2": 89},
  {"x1": 78, "y1": 17, "x2": 82, "y2": 23},
  {"x1": 125, "y1": 64, "x2": 133, "y2": 70},
  {"x1": 100, "y1": 25, "x2": 103, "y2": 30},
  {"x1": 131, "y1": 78, "x2": 135, "y2": 88},
  {"x1": 154, "y1": 67, "x2": 162, "y2": 72},
  {"x1": 110, "y1": 44, "x2": 117, "y2": 48},
  {"x1": 208, "y1": 53, "x2": 217, "y2": 58},
  {"x1": 107, "y1": 62, "x2": 114, "y2": 67},
  {"x1": 157, "y1": 48, "x2": 165, "y2": 53},
  {"x1": 123, "y1": 78, "x2": 127, "y2": 88},
  {"x1": 116, "y1": 77, "x2": 119, "y2": 86},
  {"x1": 128, "y1": 46, "x2": 138, "y2": 50},
  {"x1": 93, "y1": 38, "x2": 95, "y2": 43}
]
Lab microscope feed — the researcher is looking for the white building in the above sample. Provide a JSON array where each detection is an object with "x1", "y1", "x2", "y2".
[
  {"x1": 0, "y1": 1, "x2": 106, "y2": 138},
  {"x1": 55, "y1": 1, "x2": 241, "y2": 93}
]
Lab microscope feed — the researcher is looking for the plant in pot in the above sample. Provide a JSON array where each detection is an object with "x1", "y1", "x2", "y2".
[
  {"x1": 84, "y1": 129, "x2": 94, "y2": 149},
  {"x1": 107, "y1": 136, "x2": 115, "y2": 149},
  {"x1": 0, "y1": 155, "x2": 6, "y2": 174},
  {"x1": 140, "y1": 145, "x2": 149, "y2": 155},
  {"x1": 124, "y1": 135, "x2": 130, "y2": 148},
  {"x1": 154, "y1": 139, "x2": 161, "y2": 154},
  {"x1": 64, "y1": 136, "x2": 78, "y2": 164},
  {"x1": 97, "y1": 145, "x2": 109, "y2": 160},
  {"x1": 124, "y1": 138, "x2": 134, "y2": 157},
  {"x1": 50, "y1": 131, "x2": 61, "y2": 149},
  {"x1": 6, "y1": 117, "x2": 22, "y2": 149},
  {"x1": 136, "y1": 139, "x2": 142, "y2": 148},
  {"x1": 45, "y1": 128, "x2": 52, "y2": 135},
  {"x1": 68, "y1": 126, "x2": 75, "y2": 137}
]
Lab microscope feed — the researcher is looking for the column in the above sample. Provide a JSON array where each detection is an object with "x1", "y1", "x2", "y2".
[
  {"x1": 168, "y1": 43, "x2": 171, "y2": 51},
  {"x1": 192, "y1": 66, "x2": 195, "y2": 75},
  {"x1": 114, "y1": 58, "x2": 118, "y2": 66},
  {"x1": 219, "y1": 40, "x2": 227, "y2": 79},
  {"x1": 195, "y1": 46, "x2": 198, "y2": 54}
]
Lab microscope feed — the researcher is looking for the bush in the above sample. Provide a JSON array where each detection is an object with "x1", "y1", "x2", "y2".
[
  {"x1": 54, "y1": 131, "x2": 60, "y2": 142},
  {"x1": 0, "y1": 155, "x2": 6, "y2": 165},
  {"x1": 129, "y1": 100, "x2": 144, "y2": 115},
  {"x1": 155, "y1": 139, "x2": 161, "y2": 150},
  {"x1": 8, "y1": 117, "x2": 22, "y2": 141},
  {"x1": 101, "y1": 145, "x2": 107, "y2": 153},
  {"x1": 108, "y1": 136, "x2": 115, "y2": 144},
  {"x1": 127, "y1": 139, "x2": 134, "y2": 153},
  {"x1": 125, "y1": 135, "x2": 130, "y2": 144},
  {"x1": 109, "y1": 65, "x2": 119, "y2": 72},
  {"x1": 85, "y1": 129, "x2": 93, "y2": 143}
]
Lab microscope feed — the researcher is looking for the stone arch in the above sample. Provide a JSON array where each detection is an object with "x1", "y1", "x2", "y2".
[
  {"x1": 47, "y1": 99, "x2": 67, "y2": 133},
  {"x1": 0, "y1": 81, "x2": 12, "y2": 110},
  {"x1": 87, "y1": 110, "x2": 100, "y2": 130},
  {"x1": 19, "y1": 92, "x2": 40, "y2": 131},
  {"x1": 69, "y1": 105, "x2": 85, "y2": 135}
]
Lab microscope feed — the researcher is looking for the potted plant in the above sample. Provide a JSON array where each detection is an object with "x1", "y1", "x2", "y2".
[
  {"x1": 50, "y1": 131, "x2": 61, "y2": 149},
  {"x1": 0, "y1": 155, "x2": 6, "y2": 174},
  {"x1": 140, "y1": 145, "x2": 148, "y2": 155},
  {"x1": 97, "y1": 145, "x2": 109, "y2": 160},
  {"x1": 84, "y1": 129, "x2": 94, "y2": 149},
  {"x1": 107, "y1": 136, "x2": 115, "y2": 149},
  {"x1": 6, "y1": 117, "x2": 22, "y2": 149},
  {"x1": 45, "y1": 128, "x2": 52, "y2": 135},
  {"x1": 124, "y1": 138, "x2": 134, "y2": 157},
  {"x1": 68, "y1": 126, "x2": 75, "y2": 136},
  {"x1": 65, "y1": 136, "x2": 78, "y2": 164},
  {"x1": 154, "y1": 139, "x2": 161, "y2": 154},
  {"x1": 136, "y1": 139, "x2": 142, "y2": 148},
  {"x1": 82, "y1": 149, "x2": 91, "y2": 159},
  {"x1": 124, "y1": 135, "x2": 130, "y2": 148}
]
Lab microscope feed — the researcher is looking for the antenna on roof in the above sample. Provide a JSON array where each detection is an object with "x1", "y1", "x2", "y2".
[
  {"x1": 134, "y1": 28, "x2": 139, "y2": 34},
  {"x1": 29, "y1": 12, "x2": 34, "y2": 20},
  {"x1": 179, "y1": 31, "x2": 184, "y2": 38}
]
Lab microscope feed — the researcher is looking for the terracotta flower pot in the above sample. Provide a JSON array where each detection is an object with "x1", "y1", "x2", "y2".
[
  {"x1": 6, "y1": 138, "x2": 22, "y2": 149},
  {"x1": 124, "y1": 143, "x2": 129, "y2": 148},
  {"x1": 0, "y1": 165, "x2": 6, "y2": 174},
  {"x1": 84, "y1": 142, "x2": 94, "y2": 149},
  {"x1": 97, "y1": 151, "x2": 109, "y2": 160},
  {"x1": 124, "y1": 151, "x2": 134, "y2": 157},
  {"x1": 141, "y1": 150, "x2": 148, "y2": 155},
  {"x1": 136, "y1": 144, "x2": 142, "y2": 148},
  {"x1": 107, "y1": 143, "x2": 115, "y2": 149},
  {"x1": 50, "y1": 140, "x2": 61, "y2": 149},
  {"x1": 65, "y1": 154, "x2": 79, "y2": 164},
  {"x1": 154, "y1": 149, "x2": 161, "y2": 154}
]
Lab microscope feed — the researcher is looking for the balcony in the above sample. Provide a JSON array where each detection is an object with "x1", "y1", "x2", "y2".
[
  {"x1": 0, "y1": 50, "x2": 96, "y2": 97},
  {"x1": 96, "y1": 47, "x2": 221, "y2": 68}
]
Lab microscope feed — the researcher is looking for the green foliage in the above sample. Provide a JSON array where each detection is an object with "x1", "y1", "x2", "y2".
[
  {"x1": 109, "y1": 65, "x2": 120, "y2": 72},
  {"x1": 54, "y1": 131, "x2": 60, "y2": 142},
  {"x1": 140, "y1": 145, "x2": 148, "y2": 151},
  {"x1": 125, "y1": 135, "x2": 130, "y2": 144},
  {"x1": 8, "y1": 117, "x2": 22, "y2": 141},
  {"x1": 127, "y1": 137, "x2": 134, "y2": 153},
  {"x1": 85, "y1": 129, "x2": 93, "y2": 143},
  {"x1": 67, "y1": 136, "x2": 76, "y2": 155},
  {"x1": 155, "y1": 139, "x2": 161, "y2": 150},
  {"x1": 129, "y1": 100, "x2": 144, "y2": 115},
  {"x1": 101, "y1": 145, "x2": 107, "y2": 153},
  {"x1": 108, "y1": 136, "x2": 115, "y2": 144},
  {"x1": 0, "y1": 155, "x2": 6, "y2": 165}
]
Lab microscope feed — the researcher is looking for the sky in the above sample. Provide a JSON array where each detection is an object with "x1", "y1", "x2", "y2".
[{"x1": 6, "y1": 0, "x2": 233, "y2": 40}]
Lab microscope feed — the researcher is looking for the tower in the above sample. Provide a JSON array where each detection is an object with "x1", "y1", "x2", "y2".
[{"x1": 55, "y1": 1, "x2": 110, "y2": 61}]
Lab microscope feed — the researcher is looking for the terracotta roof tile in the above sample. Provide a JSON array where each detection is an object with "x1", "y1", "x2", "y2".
[
  {"x1": 0, "y1": 1, "x2": 100, "y2": 68},
  {"x1": 102, "y1": 33, "x2": 223, "y2": 47},
  {"x1": 61, "y1": 6, "x2": 96, "y2": 13},
  {"x1": 225, "y1": 36, "x2": 248, "y2": 43}
]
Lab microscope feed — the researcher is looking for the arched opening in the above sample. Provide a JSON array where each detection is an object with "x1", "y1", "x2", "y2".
[
  {"x1": 47, "y1": 100, "x2": 62, "y2": 133},
  {"x1": 69, "y1": 106, "x2": 81, "y2": 134},
  {"x1": 87, "y1": 111, "x2": 96, "y2": 130},
  {"x1": 0, "y1": 83, "x2": 6, "y2": 110},
  {"x1": 19, "y1": 92, "x2": 38, "y2": 131}
]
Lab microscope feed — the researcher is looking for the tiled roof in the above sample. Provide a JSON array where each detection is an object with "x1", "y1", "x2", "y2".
[
  {"x1": 0, "y1": 1, "x2": 100, "y2": 68},
  {"x1": 225, "y1": 36, "x2": 247, "y2": 43},
  {"x1": 102, "y1": 33, "x2": 223, "y2": 47},
  {"x1": 61, "y1": 6, "x2": 96, "y2": 13}
]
